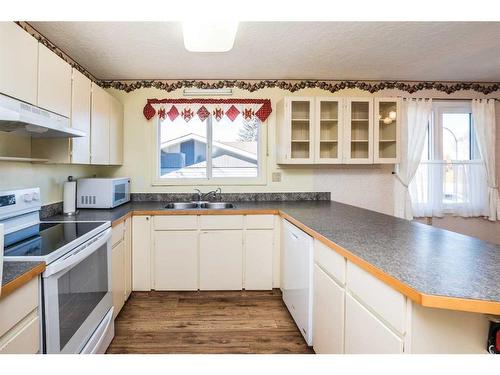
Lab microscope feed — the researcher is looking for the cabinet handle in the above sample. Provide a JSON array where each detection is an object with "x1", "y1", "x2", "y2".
[{"x1": 146, "y1": 217, "x2": 149, "y2": 221}]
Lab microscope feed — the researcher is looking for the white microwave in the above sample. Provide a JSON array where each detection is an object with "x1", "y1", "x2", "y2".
[{"x1": 77, "y1": 178, "x2": 131, "y2": 209}]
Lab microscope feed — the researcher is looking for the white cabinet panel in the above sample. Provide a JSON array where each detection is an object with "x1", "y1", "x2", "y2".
[
  {"x1": 71, "y1": 69, "x2": 91, "y2": 164},
  {"x1": 112, "y1": 240, "x2": 125, "y2": 319},
  {"x1": 90, "y1": 83, "x2": 110, "y2": 165},
  {"x1": 109, "y1": 94, "x2": 124, "y2": 165},
  {"x1": 346, "y1": 261, "x2": 406, "y2": 334},
  {"x1": 37, "y1": 43, "x2": 72, "y2": 117},
  {"x1": 199, "y1": 230, "x2": 243, "y2": 290},
  {"x1": 124, "y1": 218, "x2": 132, "y2": 300},
  {"x1": 154, "y1": 231, "x2": 198, "y2": 290},
  {"x1": 0, "y1": 22, "x2": 38, "y2": 104},
  {"x1": 132, "y1": 216, "x2": 151, "y2": 291},
  {"x1": 244, "y1": 230, "x2": 273, "y2": 290},
  {"x1": 313, "y1": 264, "x2": 345, "y2": 354},
  {"x1": 345, "y1": 293, "x2": 403, "y2": 354},
  {"x1": 0, "y1": 315, "x2": 39, "y2": 354},
  {"x1": 154, "y1": 215, "x2": 198, "y2": 230},
  {"x1": 199, "y1": 215, "x2": 244, "y2": 230},
  {"x1": 344, "y1": 98, "x2": 374, "y2": 164},
  {"x1": 374, "y1": 98, "x2": 400, "y2": 164},
  {"x1": 111, "y1": 222, "x2": 124, "y2": 247},
  {"x1": 315, "y1": 97, "x2": 343, "y2": 163},
  {"x1": 245, "y1": 215, "x2": 275, "y2": 229},
  {"x1": 314, "y1": 239, "x2": 346, "y2": 285}
]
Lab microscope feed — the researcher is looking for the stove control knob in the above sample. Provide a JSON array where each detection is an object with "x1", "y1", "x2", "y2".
[
  {"x1": 32, "y1": 192, "x2": 39, "y2": 201},
  {"x1": 23, "y1": 193, "x2": 33, "y2": 202}
]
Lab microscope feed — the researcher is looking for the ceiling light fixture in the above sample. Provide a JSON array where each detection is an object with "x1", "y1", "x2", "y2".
[{"x1": 182, "y1": 21, "x2": 238, "y2": 52}]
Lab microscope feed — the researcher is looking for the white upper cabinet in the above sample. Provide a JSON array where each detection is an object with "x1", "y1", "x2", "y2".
[
  {"x1": 90, "y1": 83, "x2": 110, "y2": 165},
  {"x1": 0, "y1": 22, "x2": 38, "y2": 104},
  {"x1": 343, "y1": 98, "x2": 374, "y2": 164},
  {"x1": 71, "y1": 69, "x2": 92, "y2": 164},
  {"x1": 37, "y1": 43, "x2": 72, "y2": 117},
  {"x1": 109, "y1": 94, "x2": 124, "y2": 165},
  {"x1": 374, "y1": 98, "x2": 400, "y2": 163},
  {"x1": 315, "y1": 98, "x2": 343, "y2": 163}
]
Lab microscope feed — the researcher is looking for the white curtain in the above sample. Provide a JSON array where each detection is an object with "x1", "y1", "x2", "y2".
[
  {"x1": 471, "y1": 99, "x2": 499, "y2": 221},
  {"x1": 394, "y1": 98, "x2": 433, "y2": 220},
  {"x1": 410, "y1": 161, "x2": 489, "y2": 217}
]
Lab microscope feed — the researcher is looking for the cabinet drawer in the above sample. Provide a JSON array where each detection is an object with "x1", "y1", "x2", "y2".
[
  {"x1": 245, "y1": 215, "x2": 275, "y2": 229},
  {"x1": 314, "y1": 239, "x2": 346, "y2": 285},
  {"x1": 154, "y1": 215, "x2": 198, "y2": 230},
  {"x1": 0, "y1": 277, "x2": 39, "y2": 338},
  {"x1": 0, "y1": 314, "x2": 40, "y2": 354},
  {"x1": 199, "y1": 215, "x2": 243, "y2": 230},
  {"x1": 345, "y1": 293, "x2": 403, "y2": 354},
  {"x1": 346, "y1": 261, "x2": 406, "y2": 334},
  {"x1": 111, "y1": 222, "x2": 124, "y2": 247}
]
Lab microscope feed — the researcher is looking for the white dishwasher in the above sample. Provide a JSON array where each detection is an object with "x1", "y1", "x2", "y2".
[{"x1": 282, "y1": 219, "x2": 314, "y2": 346}]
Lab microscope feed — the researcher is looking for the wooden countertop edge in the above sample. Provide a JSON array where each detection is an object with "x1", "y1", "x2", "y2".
[
  {"x1": 108, "y1": 208, "x2": 500, "y2": 315},
  {"x1": 0, "y1": 262, "x2": 45, "y2": 299}
]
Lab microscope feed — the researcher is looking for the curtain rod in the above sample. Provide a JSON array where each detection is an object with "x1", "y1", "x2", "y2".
[{"x1": 401, "y1": 97, "x2": 500, "y2": 102}]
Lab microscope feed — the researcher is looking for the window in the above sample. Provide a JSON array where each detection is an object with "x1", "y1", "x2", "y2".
[
  {"x1": 157, "y1": 114, "x2": 263, "y2": 183},
  {"x1": 410, "y1": 101, "x2": 488, "y2": 217}
]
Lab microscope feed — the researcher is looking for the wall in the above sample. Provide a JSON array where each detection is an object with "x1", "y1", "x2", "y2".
[{"x1": 107, "y1": 87, "x2": 500, "y2": 217}]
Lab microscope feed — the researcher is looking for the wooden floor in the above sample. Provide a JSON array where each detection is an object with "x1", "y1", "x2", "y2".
[{"x1": 107, "y1": 289, "x2": 314, "y2": 354}]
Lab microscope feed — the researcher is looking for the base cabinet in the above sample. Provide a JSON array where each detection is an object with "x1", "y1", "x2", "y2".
[
  {"x1": 111, "y1": 240, "x2": 126, "y2": 319},
  {"x1": 132, "y1": 216, "x2": 152, "y2": 291},
  {"x1": 124, "y1": 218, "x2": 132, "y2": 299},
  {"x1": 313, "y1": 264, "x2": 345, "y2": 354},
  {"x1": 244, "y1": 230, "x2": 274, "y2": 290},
  {"x1": 154, "y1": 231, "x2": 198, "y2": 290},
  {"x1": 199, "y1": 230, "x2": 243, "y2": 290}
]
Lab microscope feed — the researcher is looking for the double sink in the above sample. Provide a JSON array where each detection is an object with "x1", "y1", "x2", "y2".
[{"x1": 164, "y1": 202, "x2": 235, "y2": 210}]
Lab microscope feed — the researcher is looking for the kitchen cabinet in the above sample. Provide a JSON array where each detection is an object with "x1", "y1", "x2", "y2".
[
  {"x1": 0, "y1": 22, "x2": 38, "y2": 104},
  {"x1": 345, "y1": 292, "x2": 404, "y2": 354},
  {"x1": 109, "y1": 94, "x2": 124, "y2": 165},
  {"x1": 313, "y1": 264, "x2": 345, "y2": 354},
  {"x1": 112, "y1": 239, "x2": 126, "y2": 319},
  {"x1": 344, "y1": 98, "x2": 374, "y2": 164},
  {"x1": 90, "y1": 83, "x2": 110, "y2": 165},
  {"x1": 124, "y1": 217, "x2": 132, "y2": 299},
  {"x1": 315, "y1": 98, "x2": 343, "y2": 163},
  {"x1": 37, "y1": 43, "x2": 72, "y2": 117},
  {"x1": 71, "y1": 69, "x2": 92, "y2": 164},
  {"x1": 0, "y1": 277, "x2": 40, "y2": 354},
  {"x1": 244, "y1": 229, "x2": 273, "y2": 290},
  {"x1": 374, "y1": 98, "x2": 400, "y2": 163},
  {"x1": 132, "y1": 216, "x2": 152, "y2": 291},
  {"x1": 199, "y1": 230, "x2": 243, "y2": 290},
  {"x1": 154, "y1": 231, "x2": 198, "y2": 290}
]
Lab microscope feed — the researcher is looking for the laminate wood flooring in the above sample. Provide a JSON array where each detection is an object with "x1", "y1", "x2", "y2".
[{"x1": 106, "y1": 289, "x2": 314, "y2": 354}]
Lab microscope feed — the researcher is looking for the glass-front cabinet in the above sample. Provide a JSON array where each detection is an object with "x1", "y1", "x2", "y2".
[
  {"x1": 374, "y1": 98, "x2": 400, "y2": 163},
  {"x1": 315, "y1": 98, "x2": 343, "y2": 163},
  {"x1": 344, "y1": 98, "x2": 374, "y2": 163}
]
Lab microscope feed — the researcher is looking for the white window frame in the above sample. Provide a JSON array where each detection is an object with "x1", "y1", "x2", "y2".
[{"x1": 151, "y1": 114, "x2": 267, "y2": 186}]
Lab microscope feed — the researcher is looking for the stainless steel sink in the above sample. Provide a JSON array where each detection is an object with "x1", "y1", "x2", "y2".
[
  {"x1": 200, "y1": 202, "x2": 234, "y2": 209},
  {"x1": 164, "y1": 202, "x2": 199, "y2": 209}
]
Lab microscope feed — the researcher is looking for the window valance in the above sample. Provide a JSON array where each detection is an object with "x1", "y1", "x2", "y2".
[{"x1": 143, "y1": 98, "x2": 272, "y2": 122}]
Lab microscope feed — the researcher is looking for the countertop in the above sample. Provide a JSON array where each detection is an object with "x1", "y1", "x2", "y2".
[
  {"x1": 1, "y1": 261, "x2": 45, "y2": 299},
  {"x1": 43, "y1": 200, "x2": 500, "y2": 314}
]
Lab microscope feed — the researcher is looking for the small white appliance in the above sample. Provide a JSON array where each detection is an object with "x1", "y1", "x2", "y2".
[
  {"x1": 1, "y1": 187, "x2": 114, "y2": 354},
  {"x1": 282, "y1": 219, "x2": 314, "y2": 346},
  {"x1": 77, "y1": 177, "x2": 130, "y2": 209}
]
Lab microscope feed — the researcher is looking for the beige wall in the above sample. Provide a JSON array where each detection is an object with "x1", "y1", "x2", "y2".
[{"x1": 107, "y1": 86, "x2": 499, "y2": 217}]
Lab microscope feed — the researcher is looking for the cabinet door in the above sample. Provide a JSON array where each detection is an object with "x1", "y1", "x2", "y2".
[
  {"x1": 124, "y1": 218, "x2": 132, "y2": 299},
  {"x1": 154, "y1": 231, "x2": 198, "y2": 291},
  {"x1": 0, "y1": 22, "x2": 38, "y2": 104},
  {"x1": 344, "y1": 98, "x2": 373, "y2": 164},
  {"x1": 112, "y1": 240, "x2": 126, "y2": 319},
  {"x1": 37, "y1": 43, "x2": 72, "y2": 117},
  {"x1": 90, "y1": 83, "x2": 110, "y2": 165},
  {"x1": 132, "y1": 216, "x2": 151, "y2": 291},
  {"x1": 315, "y1": 98, "x2": 343, "y2": 163},
  {"x1": 344, "y1": 293, "x2": 403, "y2": 354},
  {"x1": 71, "y1": 69, "x2": 91, "y2": 164},
  {"x1": 285, "y1": 97, "x2": 315, "y2": 163},
  {"x1": 244, "y1": 230, "x2": 273, "y2": 290},
  {"x1": 374, "y1": 98, "x2": 400, "y2": 164},
  {"x1": 199, "y1": 230, "x2": 243, "y2": 290},
  {"x1": 313, "y1": 264, "x2": 345, "y2": 354},
  {"x1": 109, "y1": 95, "x2": 124, "y2": 165}
]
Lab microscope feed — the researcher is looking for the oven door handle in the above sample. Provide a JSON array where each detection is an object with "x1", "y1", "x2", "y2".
[{"x1": 43, "y1": 228, "x2": 112, "y2": 278}]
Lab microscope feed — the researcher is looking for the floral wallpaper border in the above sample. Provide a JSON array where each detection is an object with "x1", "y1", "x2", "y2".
[{"x1": 18, "y1": 22, "x2": 500, "y2": 96}]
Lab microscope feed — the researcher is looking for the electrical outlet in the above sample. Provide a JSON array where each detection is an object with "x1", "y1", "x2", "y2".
[{"x1": 272, "y1": 172, "x2": 281, "y2": 182}]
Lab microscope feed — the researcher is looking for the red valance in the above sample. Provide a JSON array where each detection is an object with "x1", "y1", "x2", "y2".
[{"x1": 143, "y1": 98, "x2": 272, "y2": 122}]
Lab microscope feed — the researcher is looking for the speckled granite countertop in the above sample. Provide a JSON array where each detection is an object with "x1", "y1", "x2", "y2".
[
  {"x1": 1, "y1": 261, "x2": 45, "y2": 297},
  {"x1": 44, "y1": 200, "x2": 500, "y2": 308}
]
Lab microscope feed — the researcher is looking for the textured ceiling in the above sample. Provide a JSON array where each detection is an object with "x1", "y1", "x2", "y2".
[{"x1": 28, "y1": 21, "x2": 500, "y2": 82}]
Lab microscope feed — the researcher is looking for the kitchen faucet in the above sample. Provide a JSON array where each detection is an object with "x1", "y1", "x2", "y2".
[{"x1": 193, "y1": 188, "x2": 222, "y2": 202}]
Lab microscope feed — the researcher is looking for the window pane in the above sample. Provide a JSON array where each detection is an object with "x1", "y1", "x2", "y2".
[
  {"x1": 442, "y1": 113, "x2": 471, "y2": 161},
  {"x1": 211, "y1": 116, "x2": 259, "y2": 178},
  {"x1": 159, "y1": 117, "x2": 207, "y2": 179}
]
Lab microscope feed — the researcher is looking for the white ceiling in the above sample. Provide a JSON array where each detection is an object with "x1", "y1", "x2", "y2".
[{"x1": 28, "y1": 22, "x2": 500, "y2": 82}]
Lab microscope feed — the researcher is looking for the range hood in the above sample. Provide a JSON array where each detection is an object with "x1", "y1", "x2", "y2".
[{"x1": 0, "y1": 93, "x2": 85, "y2": 138}]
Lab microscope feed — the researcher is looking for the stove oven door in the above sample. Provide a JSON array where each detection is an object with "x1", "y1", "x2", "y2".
[{"x1": 42, "y1": 227, "x2": 112, "y2": 354}]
